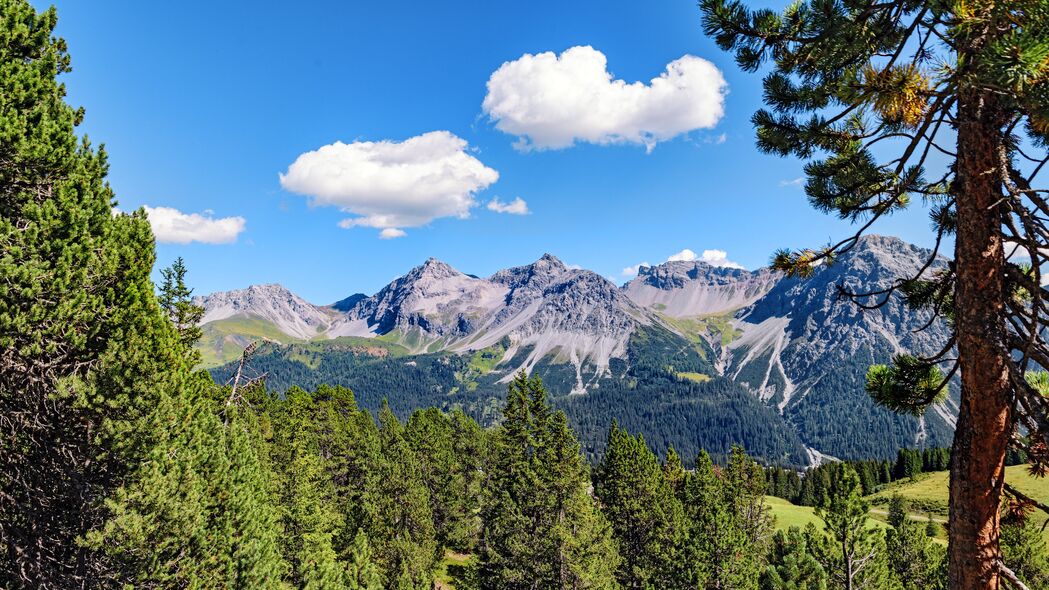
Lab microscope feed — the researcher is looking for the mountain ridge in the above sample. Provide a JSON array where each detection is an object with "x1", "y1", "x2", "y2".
[{"x1": 197, "y1": 234, "x2": 956, "y2": 464}]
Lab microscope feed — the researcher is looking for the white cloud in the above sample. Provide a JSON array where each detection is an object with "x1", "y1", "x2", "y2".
[
  {"x1": 487, "y1": 196, "x2": 530, "y2": 215},
  {"x1": 280, "y1": 131, "x2": 499, "y2": 238},
  {"x1": 142, "y1": 206, "x2": 246, "y2": 244},
  {"x1": 482, "y1": 46, "x2": 727, "y2": 151},
  {"x1": 667, "y1": 248, "x2": 698, "y2": 262},
  {"x1": 779, "y1": 177, "x2": 804, "y2": 187},
  {"x1": 667, "y1": 248, "x2": 744, "y2": 269},
  {"x1": 622, "y1": 261, "x2": 651, "y2": 278},
  {"x1": 379, "y1": 228, "x2": 407, "y2": 239}
]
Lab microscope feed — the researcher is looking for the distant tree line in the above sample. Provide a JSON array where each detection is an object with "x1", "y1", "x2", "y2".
[{"x1": 765, "y1": 447, "x2": 952, "y2": 507}]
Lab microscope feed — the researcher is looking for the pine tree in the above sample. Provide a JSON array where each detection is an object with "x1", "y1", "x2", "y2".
[
  {"x1": 677, "y1": 449, "x2": 763, "y2": 590},
  {"x1": 88, "y1": 380, "x2": 287, "y2": 588},
  {"x1": 539, "y1": 409, "x2": 620, "y2": 590},
  {"x1": 885, "y1": 516, "x2": 945, "y2": 590},
  {"x1": 663, "y1": 445, "x2": 686, "y2": 499},
  {"x1": 310, "y1": 384, "x2": 380, "y2": 553},
  {"x1": 886, "y1": 495, "x2": 907, "y2": 529},
  {"x1": 595, "y1": 422, "x2": 682, "y2": 589},
  {"x1": 283, "y1": 390, "x2": 347, "y2": 587},
  {"x1": 0, "y1": 1, "x2": 192, "y2": 584},
  {"x1": 406, "y1": 407, "x2": 484, "y2": 553},
  {"x1": 698, "y1": 1, "x2": 1049, "y2": 585},
  {"x1": 924, "y1": 514, "x2": 938, "y2": 539},
  {"x1": 448, "y1": 408, "x2": 487, "y2": 552},
  {"x1": 724, "y1": 446, "x2": 775, "y2": 561},
  {"x1": 478, "y1": 372, "x2": 620, "y2": 590},
  {"x1": 158, "y1": 256, "x2": 204, "y2": 358},
  {"x1": 1000, "y1": 511, "x2": 1049, "y2": 590},
  {"x1": 220, "y1": 406, "x2": 289, "y2": 588},
  {"x1": 806, "y1": 466, "x2": 891, "y2": 590},
  {"x1": 762, "y1": 527, "x2": 828, "y2": 590},
  {"x1": 369, "y1": 401, "x2": 438, "y2": 589},
  {"x1": 345, "y1": 530, "x2": 383, "y2": 590}
]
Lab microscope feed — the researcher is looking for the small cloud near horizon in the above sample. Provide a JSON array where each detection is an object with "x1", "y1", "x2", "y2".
[
  {"x1": 621, "y1": 261, "x2": 651, "y2": 278},
  {"x1": 624, "y1": 247, "x2": 744, "y2": 277}
]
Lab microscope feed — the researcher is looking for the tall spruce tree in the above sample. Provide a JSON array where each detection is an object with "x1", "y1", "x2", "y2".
[
  {"x1": 406, "y1": 407, "x2": 484, "y2": 553},
  {"x1": 157, "y1": 256, "x2": 204, "y2": 358},
  {"x1": 478, "y1": 372, "x2": 620, "y2": 590},
  {"x1": 677, "y1": 448, "x2": 769, "y2": 590},
  {"x1": 698, "y1": 2, "x2": 1049, "y2": 586},
  {"x1": 370, "y1": 402, "x2": 438, "y2": 589},
  {"x1": 806, "y1": 466, "x2": 891, "y2": 590},
  {"x1": 595, "y1": 422, "x2": 683, "y2": 589}
]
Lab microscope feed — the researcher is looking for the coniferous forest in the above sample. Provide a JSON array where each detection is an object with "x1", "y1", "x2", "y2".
[{"x1": 4, "y1": 1, "x2": 1049, "y2": 589}]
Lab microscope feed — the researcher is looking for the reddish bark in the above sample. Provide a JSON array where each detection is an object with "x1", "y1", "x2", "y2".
[{"x1": 948, "y1": 88, "x2": 1012, "y2": 590}]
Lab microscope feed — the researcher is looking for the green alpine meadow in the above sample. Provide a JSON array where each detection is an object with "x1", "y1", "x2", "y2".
[{"x1": 2, "y1": 1, "x2": 1049, "y2": 588}]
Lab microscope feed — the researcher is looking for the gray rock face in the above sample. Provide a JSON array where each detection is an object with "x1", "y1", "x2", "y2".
[
  {"x1": 336, "y1": 258, "x2": 508, "y2": 341},
  {"x1": 192, "y1": 283, "x2": 333, "y2": 340},
  {"x1": 624, "y1": 261, "x2": 779, "y2": 317}
]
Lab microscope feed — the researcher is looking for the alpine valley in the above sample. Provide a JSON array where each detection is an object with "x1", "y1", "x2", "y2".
[{"x1": 198, "y1": 235, "x2": 958, "y2": 467}]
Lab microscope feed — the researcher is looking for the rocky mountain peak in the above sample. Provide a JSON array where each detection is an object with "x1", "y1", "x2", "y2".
[
  {"x1": 193, "y1": 283, "x2": 331, "y2": 340},
  {"x1": 624, "y1": 261, "x2": 778, "y2": 318},
  {"x1": 406, "y1": 257, "x2": 462, "y2": 281}
]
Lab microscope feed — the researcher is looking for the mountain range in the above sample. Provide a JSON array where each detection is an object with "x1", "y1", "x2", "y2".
[{"x1": 197, "y1": 234, "x2": 958, "y2": 466}]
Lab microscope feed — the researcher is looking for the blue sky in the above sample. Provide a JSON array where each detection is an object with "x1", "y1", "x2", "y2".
[{"x1": 42, "y1": 0, "x2": 941, "y2": 303}]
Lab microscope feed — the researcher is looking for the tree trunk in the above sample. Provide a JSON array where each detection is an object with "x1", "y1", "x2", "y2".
[{"x1": 948, "y1": 87, "x2": 1011, "y2": 589}]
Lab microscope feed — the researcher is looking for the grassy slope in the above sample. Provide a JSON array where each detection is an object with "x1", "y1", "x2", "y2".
[
  {"x1": 869, "y1": 465, "x2": 1049, "y2": 516},
  {"x1": 766, "y1": 495, "x2": 890, "y2": 533},
  {"x1": 198, "y1": 316, "x2": 301, "y2": 367},
  {"x1": 769, "y1": 465, "x2": 1049, "y2": 544},
  {"x1": 197, "y1": 315, "x2": 412, "y2": 368}
]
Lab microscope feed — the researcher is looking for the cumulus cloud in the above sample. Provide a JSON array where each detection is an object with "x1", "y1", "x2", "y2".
[
  {"x1": 482, "y1": 46, "x2": 727, "y2": 151},
  {"x1": 622, "y1": 262, "x2": 651, "y2": 277},
  {"x1": 487, "y1": 197, "x2": 530, "y2": 215},
  {"x1": 280, "y1": 131, "x2": 499, "y2": 238},
  {"x1": 667, "y1": 248, "x2": 744, "y2": 269},
  {"x1": 779, "y1": 177, "x2": 804, "y2": 187},
  {"x1": 142, "y1": 206, "x2": 246, "y2": 244}
]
